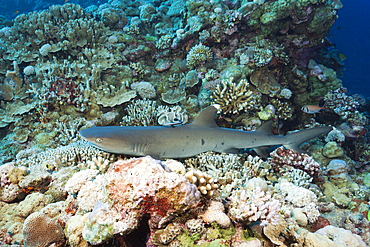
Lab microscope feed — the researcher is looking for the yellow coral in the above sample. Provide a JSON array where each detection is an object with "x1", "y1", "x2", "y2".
[
  {"x1": 186, "y1": 43, "x2": 213, "y2": 68},
  {"x1": 212, "y1": 78, "x2": 261, "y2": 115},
  {"x1": 185, "y1": 169, "x2": 218, "y2": 196}
]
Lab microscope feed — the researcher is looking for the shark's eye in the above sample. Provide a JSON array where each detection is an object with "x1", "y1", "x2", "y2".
[{"x1": 95, "y1": 138, "x2": 103, "y2": 143}]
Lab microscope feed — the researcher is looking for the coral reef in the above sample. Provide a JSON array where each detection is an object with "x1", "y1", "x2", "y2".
[{"x1": 1, "y1": 0, "x2": 369, "y2": 245}]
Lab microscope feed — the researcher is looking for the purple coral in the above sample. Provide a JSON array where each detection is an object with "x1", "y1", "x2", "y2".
[{"x1": 269, "y1": 147, "x2": 321, "y2": 179}]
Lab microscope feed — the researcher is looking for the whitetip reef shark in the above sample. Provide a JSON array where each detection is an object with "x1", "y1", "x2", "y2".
[{"x1": 79, "y1": 104, "x2": 332, "y2": 159}]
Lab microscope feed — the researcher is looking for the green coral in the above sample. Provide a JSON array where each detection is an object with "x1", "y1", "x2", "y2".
[
  {"x1": 83, "y1": 218, "x2": 114, "y2": 245},
  {"x1": 176, "y1": 223, "x2": 235, "y2": 247},
  {"x1": 309, "y1": 65, "x2": 342, "y2": 100}
]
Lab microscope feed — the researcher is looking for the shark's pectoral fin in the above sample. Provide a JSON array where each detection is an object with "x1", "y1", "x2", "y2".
[
  {"x1": 253, "y1": 146, "x2": 269, "y2": 158},
  {"x1": 283, "y1": 144, "x2": 309, "y2": 155},
  {"x1": 222, "y1": 148, "x2": 240, "y2": 154}
]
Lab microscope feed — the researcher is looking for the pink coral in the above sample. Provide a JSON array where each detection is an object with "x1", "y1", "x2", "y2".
[
  {"x1": 82, "y1": 156, "x2": 201, "y2": 245},
  {"x1": 0, "y1": 162, "x2": 23, "y2": 202},
  {"x1": 269, "y1": 147, "x2": 321, "y2": 179}
]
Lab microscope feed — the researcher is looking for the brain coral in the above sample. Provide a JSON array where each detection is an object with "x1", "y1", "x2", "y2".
[{"x1": 22, "y1": 212, "x2": 64, "y2": 247}]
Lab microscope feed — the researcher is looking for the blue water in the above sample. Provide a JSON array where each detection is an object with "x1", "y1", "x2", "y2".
[
  {"x1": 1, "y1": 0, "x2": 369, "y2": 98},
  {"x1": 0, "y1": 0, "x2": 107, "y2": 19},
  {"x1": 329, "y1": 0, "x2": 370, "y2": 97}
]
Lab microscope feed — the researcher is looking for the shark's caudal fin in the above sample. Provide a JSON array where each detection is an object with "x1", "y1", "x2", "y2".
[
  {"x1": 283, "y1": 126, "x2": 333, "y2": 154},
  {"x1": 190, "y1": 104, "x2": 220, "y2": 127}
]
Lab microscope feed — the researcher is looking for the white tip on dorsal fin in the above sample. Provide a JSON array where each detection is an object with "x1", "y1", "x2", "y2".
[
  {"x1": 190, "y1": 104, "x2": 219, "y2": 127},
  {"x1": 256, "y1": 121, "x2": 273, "y2": 135}
]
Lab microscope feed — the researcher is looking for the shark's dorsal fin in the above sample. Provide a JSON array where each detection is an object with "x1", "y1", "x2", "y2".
[
  {"x1": 190, "y1": 104, "x2": 219, "y2": 127},
  {"x1": 256, "y1": 121, "x2": 273, "y2": 135}
]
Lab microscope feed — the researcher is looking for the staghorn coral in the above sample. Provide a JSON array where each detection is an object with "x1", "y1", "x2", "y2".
[
  {"x1": 211, "y1": 78, "x2": 261, "y2": 115},
  {"x1": 185, "y1": 152, "x2": 244, "y2": 196},
  {"x1": 22, "y1": 212, "x2": 64, "y2": 247},
  {"x1": 120, "y1": 99, "x2": 159, "y2": 126},
  {"x1": 186, "y1": 43, "x2": 213, "y2": 68}
]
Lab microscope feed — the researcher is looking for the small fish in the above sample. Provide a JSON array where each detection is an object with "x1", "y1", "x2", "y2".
[
  {"x1": 14, "y1": 10, "x2": 19, "y2": 14},
  {"x1": 339, "y1": 53, "x2": 347, "y2": 61},
  {"x1": 64, "y1": 0, "x2": 68, "y2": 3},
  {"x1": 301, "y1": 104, "x2": 328, "y2": 114},
  {"x1": 337, "y1": 26, "x2": 341, "y2": 30}
]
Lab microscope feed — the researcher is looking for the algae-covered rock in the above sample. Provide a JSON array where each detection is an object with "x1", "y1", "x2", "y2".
[{"x1": 323, "y1": 142, "x2": 344, "y2": 158}]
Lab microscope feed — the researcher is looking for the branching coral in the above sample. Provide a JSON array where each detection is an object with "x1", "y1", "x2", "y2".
[
  {"x1": 269, "y1": 147, "x2": 321, "y2": 178},
  {"x1": 228, "y1": 187, "x2": 281, "y2": 226},
  {"x1": 185, "y1": 169, "x2": 219, "y2": 196},
  {"x1": 270, "y1": 98, "x2": 293, "y2": 120},
  {"x1": 211, "y1": 78, "x2": 261, "y2": 115},
  {"x1": 15, "y1": 140, "x2": 116, "y2": 169},
  {"x1": 186, "y1": 43, "x2": 213, "y2": 68}
]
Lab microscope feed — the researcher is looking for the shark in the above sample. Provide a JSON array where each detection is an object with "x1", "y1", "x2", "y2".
[{"x1": 79, "y1": 104, "x2": 332, "y2": 159}]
